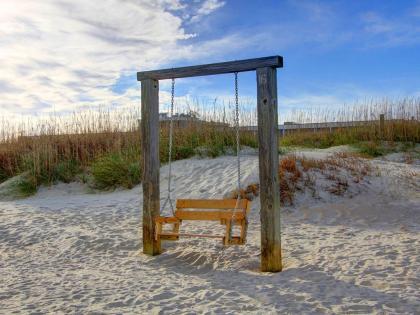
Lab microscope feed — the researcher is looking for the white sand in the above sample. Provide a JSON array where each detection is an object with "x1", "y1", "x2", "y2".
[{"x1": 0, "y1": 149, "x2": 419, "y2": 314}]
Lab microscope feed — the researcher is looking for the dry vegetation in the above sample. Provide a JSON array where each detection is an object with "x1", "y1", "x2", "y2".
[
  {"x1": 231, "y1": 152, "x2": 374, "y2": 205},
  {"x1": 0, "y1": 98, "x2": 418, "y2": 196},
  {"x1": 280, "y1": 98, "x2": 419, "y2": 149},
  {"x1": 278, "y1": 152, "x2": 374, "y2": 205},
  {"x1": 0, "y1": 107, "x2": 257, "y2": 195}
]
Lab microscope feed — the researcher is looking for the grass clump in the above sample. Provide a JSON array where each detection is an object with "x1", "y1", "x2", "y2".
[
  {"x1": 91, "y1": 154, "x2": 141, "y2": 190},
  {"x1": 355, "y1": 141, "x2": 386, "y2": 157},
  {"x1": 173, "y1": 146, "x2": 195, "y2": 160},
  {"x1": 280, "y1": 131, "x2": 353, "y2": 149},
  {"x1": 0, "y1": 168, "x2": 8, "y2": 183},
  {"x1": 14, "y1": 174, "x2": 38, "y2": 197},
  {"x1": 53, "y1": 160, "x2": 81, "y2": 183},
  {"x1": 203, "y1": 143, "x2": 227, "y2": 158},
  {"x1": 353, "y1": 141, "x2": 417, "y2": 157}
]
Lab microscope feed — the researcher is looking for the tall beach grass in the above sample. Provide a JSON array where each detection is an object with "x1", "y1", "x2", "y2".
[
  {"x1": 0, "y1": 97, "x2": 418, "y2": 194},
  {"x1": 0, "y1": 105, "x2": 257, "y2": 192},
  {"x1": 279, "y1": 98, "x2": 419, "y2": 149}
]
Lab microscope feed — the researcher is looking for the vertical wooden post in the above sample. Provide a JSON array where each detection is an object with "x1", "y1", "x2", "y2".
[
  {"x1": 256, "y1": 67, "x2": 282, "y2": 272},
  {"x1": 141, "y1": 79, "x2": 161, "y2": 255},
  {"x1": 379, "y1": 114, "x2": 385, "y2": 140}
]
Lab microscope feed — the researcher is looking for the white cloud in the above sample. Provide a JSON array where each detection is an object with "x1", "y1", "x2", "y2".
[
  {"x1": 190, "y1": 0, "x2": 225, "y2": 22},
  {"x1": 289, "y1": 0, "x2": 335, "y2": 22},
  {"x1": 0, "y1": 0, "x2": 229, "y2": 117},
  {"x1": 360, "y1": 10, "x2": 420, "y2": 47},
  {"x1": 1, "y1": 0, "x2": 418, "y2": 122}
]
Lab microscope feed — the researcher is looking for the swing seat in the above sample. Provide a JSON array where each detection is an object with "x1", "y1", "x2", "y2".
[{"x1": 155, "y1": 199, "x2": 251, "y2": 246}]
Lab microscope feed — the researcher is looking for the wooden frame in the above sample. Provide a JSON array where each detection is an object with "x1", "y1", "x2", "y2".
[
  {"x1": 138, "y1": 56, "x2": 283, "y2": 272},
  {"x1": 137, "y1": 56, "x2": 282, "y2": 80}
]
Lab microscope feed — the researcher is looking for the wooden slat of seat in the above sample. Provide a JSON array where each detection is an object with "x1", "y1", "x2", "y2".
[
  {"x1": 176, "y1": 199, "x2": 248, "y2": 210},
  {"x1": 174, "y1": 209, "x2": 245, "y2": 221},
  {"x1": 159, "y1": 232, "x2": 224, "y2": 239}
]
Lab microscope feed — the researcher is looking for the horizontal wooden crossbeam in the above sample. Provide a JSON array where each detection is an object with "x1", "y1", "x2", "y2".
[{"x1": 137, "y1": 56, "x2": 283, "y2": 81}]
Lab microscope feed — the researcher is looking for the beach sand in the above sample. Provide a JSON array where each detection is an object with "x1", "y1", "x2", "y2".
[{"x1": 1, "y1": 148, "x2": 419, "y2": 314}]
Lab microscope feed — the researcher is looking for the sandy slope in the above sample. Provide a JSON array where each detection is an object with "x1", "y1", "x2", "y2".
[{"x1": 0, "y1": 149, "x2": 419, "y2": 314}]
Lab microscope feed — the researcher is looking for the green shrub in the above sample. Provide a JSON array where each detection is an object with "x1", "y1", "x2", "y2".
[
  {"x1": 173, "y1": 146, "x2": 195, "y2": 160},
  {"x1": 355, "y1": 141, "x2": 385, "y2": 157},
  {"x1": 400, "y1": 142, "x2": 416, "y2": 152},
  {"x1": 0, "y1": 168, "x2": 9, "y2": 184},
  {"x1": 14, "y1": 174, "x2": 37, "y2": 197},
  {"x1": 91, "y1": 154, "x2": 141, "y2": 189},
  {"x1": 53, "y1": 160, "x2": 81, "y2": 183},
  {"x1": 127, "y1": 162, "x2": 141, "y2": 185},
  {"x1": 241, "y1": 137, "x2": 258, "y2": 148},
  {"x1": 280, "y1": 130, "x2": 357, "y2": 149},
  {"x1": 207, "y1": 143, "x2": 226, "y2": 158}
]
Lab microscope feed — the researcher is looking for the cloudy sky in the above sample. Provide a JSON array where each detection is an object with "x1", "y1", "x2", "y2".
[{"x1": 1, "y1": 0, "x2": 419, "y2": 118}]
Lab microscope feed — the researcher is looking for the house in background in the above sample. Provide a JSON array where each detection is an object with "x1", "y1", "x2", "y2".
[{"x1": 159, "y1": 112, "x2": 229, "y2": 130}]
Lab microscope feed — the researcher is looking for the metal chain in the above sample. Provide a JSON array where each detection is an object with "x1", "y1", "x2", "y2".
[
  {"x1": 229, "y1": 72, "x2": 241, "y2": 237},
  {"x1": 235, "y1": 72, "x2": 241, "y2": 194},
  {"x1": 161, "y1": 78, "x2": 175, "y2": 216}
]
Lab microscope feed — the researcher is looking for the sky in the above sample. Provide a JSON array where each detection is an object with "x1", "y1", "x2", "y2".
[{"x1": 0, "y1": 0, "x2": 419, "y2": 121}]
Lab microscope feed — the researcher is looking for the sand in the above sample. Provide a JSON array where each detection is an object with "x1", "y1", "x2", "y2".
[{"x1": 0, "y1": 148, "x2": 419, "y2": 314}]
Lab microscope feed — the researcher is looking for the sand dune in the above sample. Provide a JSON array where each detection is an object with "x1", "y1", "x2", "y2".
[{"x1": 0, "y1": 149, "x2": 419, "y2": 314}]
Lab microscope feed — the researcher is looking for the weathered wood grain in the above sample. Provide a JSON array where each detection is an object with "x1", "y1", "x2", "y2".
[
  {"x1": 155, "y1": 216, "x2": 180, "y2": 223},
  {"x1": 257, "y1": 67, "x2": 282, "y2": 272},
  {"x1": 137, "y1": 56, "x2": 283, "y2": 81},
  {"x1": 141, "y1": 79, "x2": 161, "y2": 255},
  {"x1": 174, "y1": 210, "x2": 246, "y2": 221},
  {"x1": 176, "y1": 199, "x2": 248, "y2": 210}
]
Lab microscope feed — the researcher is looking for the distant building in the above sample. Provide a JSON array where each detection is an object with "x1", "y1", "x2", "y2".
[
  {"x1": 240, "y1": 116, "x2": 418, "y2": 137},
  {"x1": 159, "y1": 112, "x2": 199, "y2": 121},
  {"x1": 158, "y1": 112, "x2": 228, "y2": 130}
]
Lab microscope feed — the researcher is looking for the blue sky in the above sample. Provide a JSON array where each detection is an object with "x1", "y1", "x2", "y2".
[
  {"x1": 162, "y1": 0, "x2": 420, "y2": 111},
  {"x1": 0, "y1": 0, "x2": 419, "y2": 120}
]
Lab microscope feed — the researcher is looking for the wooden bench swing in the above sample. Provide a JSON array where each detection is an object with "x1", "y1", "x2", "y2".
[
  {"x1": 153, "y1": 74, "x2": 251, "y2": 246},
  {"x1": 138, "y1": 56, "x2": 283, "y2": 272},
  {"x1": 155, "y1": 199, "x2": 251, "y2": 245}
]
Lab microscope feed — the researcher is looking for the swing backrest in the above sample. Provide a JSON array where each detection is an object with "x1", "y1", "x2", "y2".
[{"x1": 174, "y1": 199, "x2": 250, "y2": 221}]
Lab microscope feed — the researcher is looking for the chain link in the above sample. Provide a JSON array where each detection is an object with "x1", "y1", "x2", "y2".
[
  {"x1": 229, "y1": 72, "x2": 241, "y2": 235},
  {"x1": 161, "y1": 78, "x2": 175, "y2": 216},
  {"x1": 235, "y1": 72, "x2": 241, "y2": 193}
]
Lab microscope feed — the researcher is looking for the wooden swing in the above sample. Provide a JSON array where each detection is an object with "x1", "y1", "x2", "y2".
[
  {"x1": 154, "y1": 74, "x2": 251, "y2": 246},
  {"x1": 155, "y1": 199, "x2": 251, "y2": 245}
]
